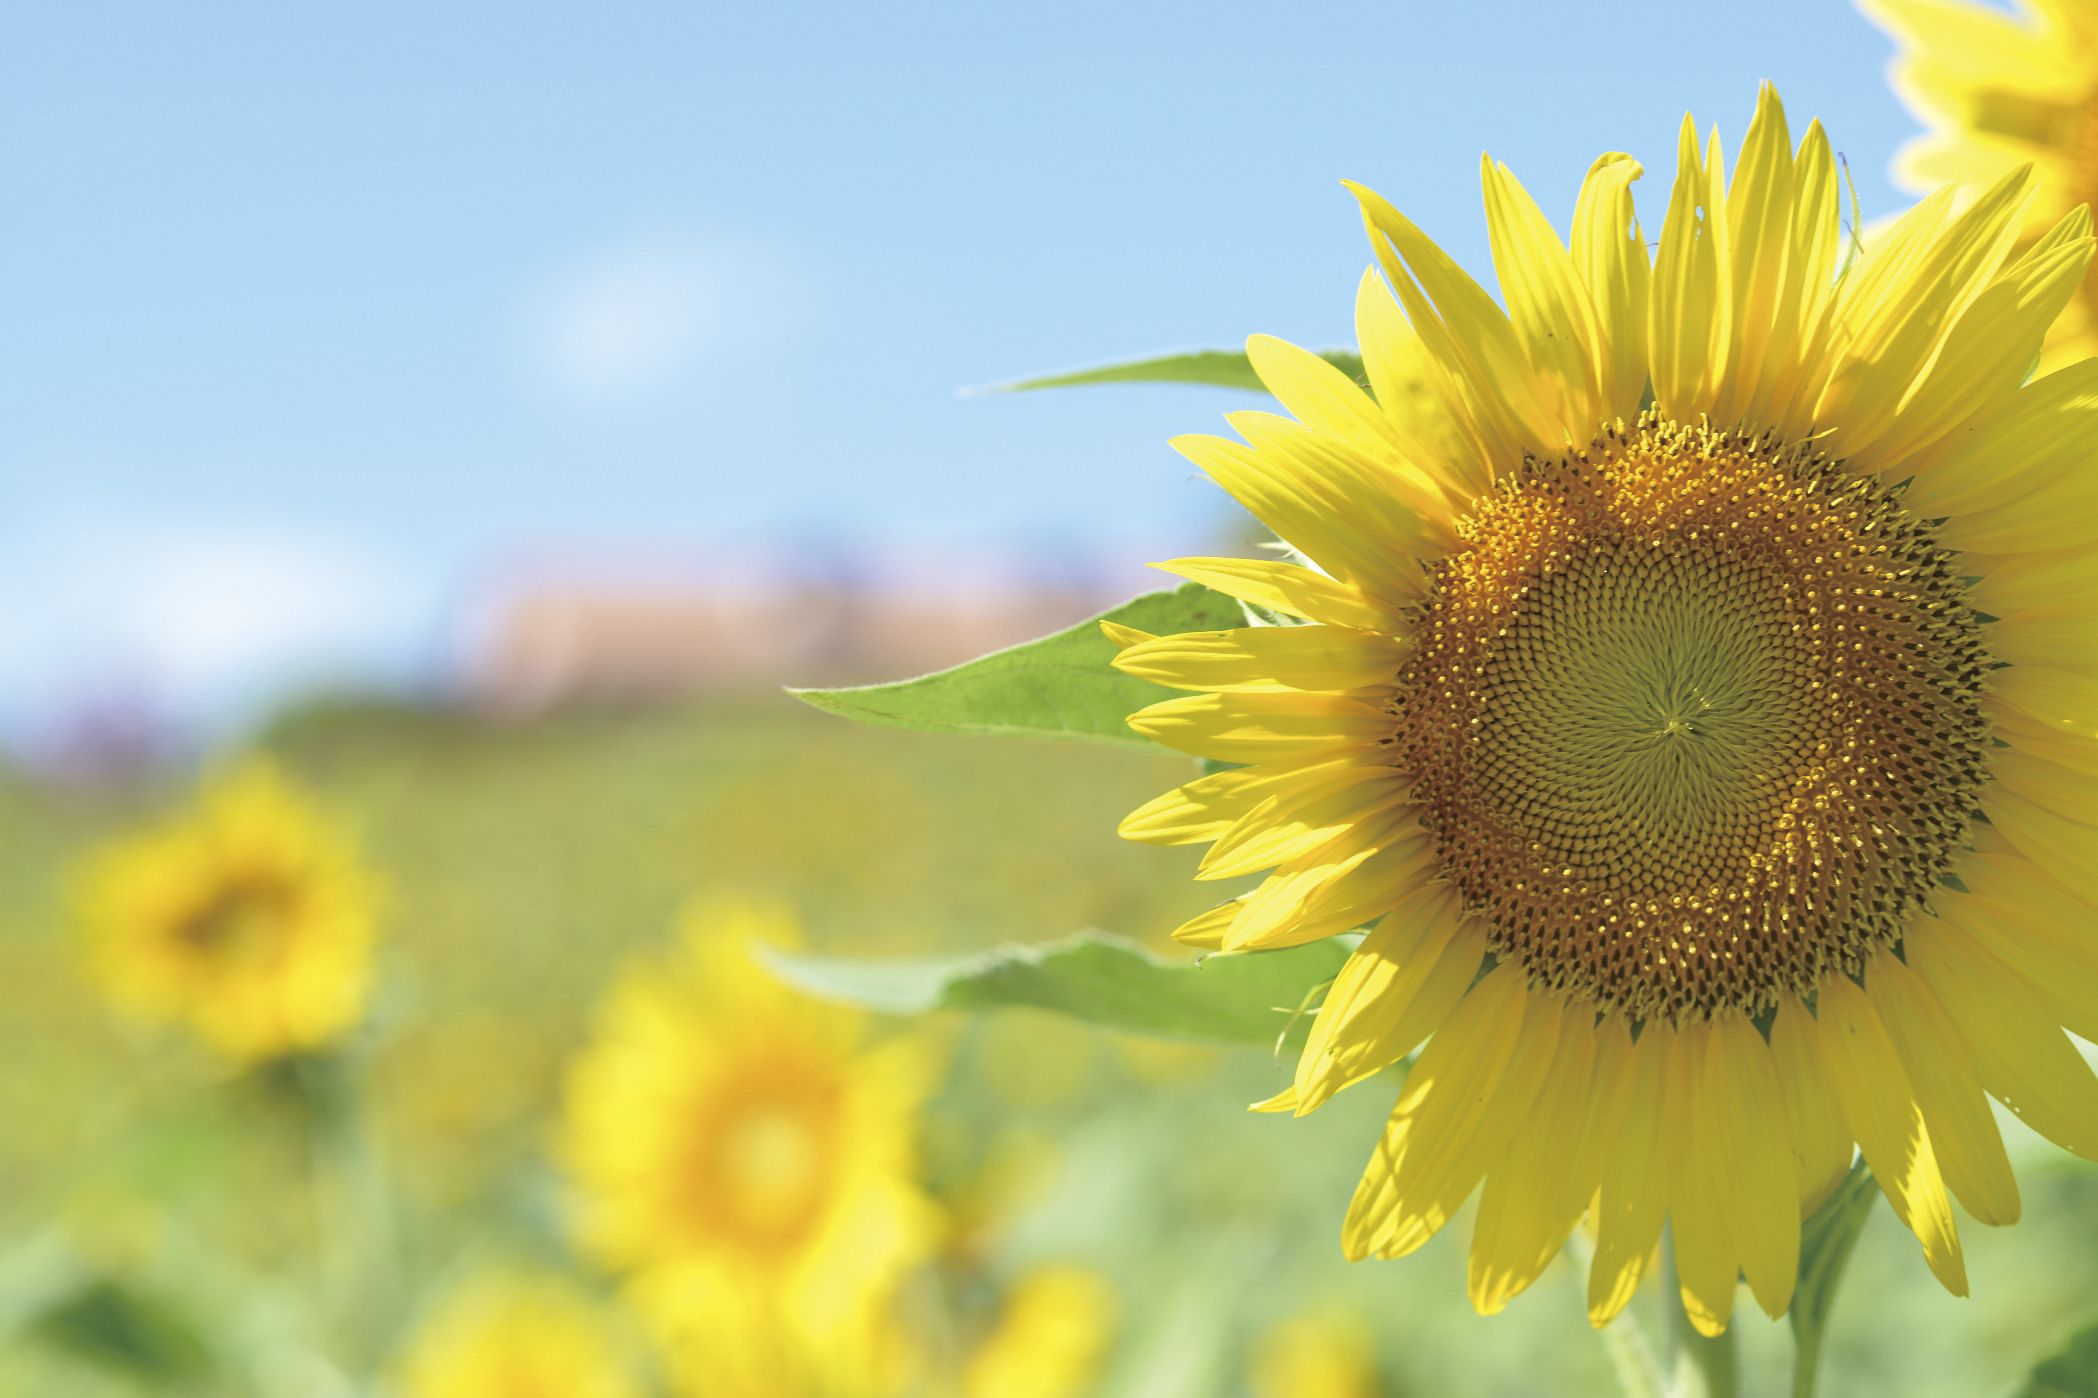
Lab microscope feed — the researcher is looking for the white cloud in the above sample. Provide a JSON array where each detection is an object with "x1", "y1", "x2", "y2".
[
  {"x1": 518, "y1": 233, "x2": 778, "y2": 411},
  {"x1": 0, "y1": 514, "x2": 430, "y2": 746}
]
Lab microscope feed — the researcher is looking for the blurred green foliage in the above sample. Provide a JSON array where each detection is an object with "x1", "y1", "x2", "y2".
[
  {"x1": 770, "y1": 933, "x2": 1346, "y2": 1046},
  {"x1": 1, "y1": 692, "x2": 2096, "y2": 1394}
]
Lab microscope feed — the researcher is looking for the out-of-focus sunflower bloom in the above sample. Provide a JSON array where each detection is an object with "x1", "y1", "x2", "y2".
[
  {"x1": 1247, "y1": 1310, "x2": 1382, "y2": 1398},
  {"x1": 78, "y1": 759, "x2": 381, "y2": 1063},
  {"x1": 1117, "y1": 84, "x2": 2098, "y2": 1335},
  {"x1": 558, "y1": 897, "x2": 938, "y2": 1397},
  {"x1": 395, "y1": 1269, "x2": 639, "y2": 1398},
  {"x1": 962, "y1": 1264, "x2": 1117, "y2": 1398},
  {"x1": 1863, "y1": 0, "x2": 2098, "y2": 363}
]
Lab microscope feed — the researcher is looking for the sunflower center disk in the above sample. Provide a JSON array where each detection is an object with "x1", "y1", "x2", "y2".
[{"x1": 1393, "y1": 416, "x2": 1991, "y2": 1022}]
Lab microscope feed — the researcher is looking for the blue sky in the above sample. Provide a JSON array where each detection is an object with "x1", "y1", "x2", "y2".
[{"x1": 0, "y1": 1, "x2": 1930, "y2": 740}]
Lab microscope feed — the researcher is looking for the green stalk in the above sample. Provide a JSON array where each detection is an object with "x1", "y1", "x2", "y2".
[
  {"x1": 1661, "y1": 1227, "x2": 1738, "y2": 1398},
  {"x1": 290, "y1": 1050, "x2": 401, "y2": 1371},
  {"x1": 1565, "y1": 1230, "x2": 1666, "y2": 1398},
  {"x1": 1672, "y1": 1319, "x2": 1739, "y2": 1398},
  {"x1": 1788, "y1": 1165, "x2": 1879, "y2": 1398},
  {"x1": 1585, "y1": 1162, "x2": 1877, "y2": 1398}
]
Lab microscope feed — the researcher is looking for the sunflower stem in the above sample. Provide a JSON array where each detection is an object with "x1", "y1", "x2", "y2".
[
  {"x1": 1788, "y1": 1164, "x2": 1879, "y2": 1398},
  {"x1": 1564, "y1": 1229, "x2": 1666, "y2": 1398},
  {"x1": 290, "y1": 1050, "x2": 400, "y2": 1373},
  {"x1": 1668, "y1": 1320, "x2": 1738, "y2": 1398},
  {"x1": 1660, "y1": 1228, "x2": 1737, "y2": 1398}
]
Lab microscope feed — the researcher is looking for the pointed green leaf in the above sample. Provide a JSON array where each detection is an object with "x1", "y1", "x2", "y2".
[
  {"x1": 989, "y1": 348, "x2": 1365, "y2": 394},
  {"x1": 1788, "y1": 1163, "x2": 1879, "y2": 1398},
  {"x1": 763, "y1": 932, "x2": 1350, "y2": 1046},
  {"x1": 2021, "y1": 1317, "x2": 2098, "y2": 1397},
  {"x1": 789, "y1": 583, "x2": 1241, "y2": 746}
]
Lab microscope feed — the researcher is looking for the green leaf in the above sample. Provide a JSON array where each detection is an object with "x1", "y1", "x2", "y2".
[
  {"x1": 1788, "y1": 1163, "x2": 1879, "y2": 1398},
  {"x1": 764, "y1": 931, "x2": 1350, "y2": 1046},
  {"x1": 29, "y1": 1279, "x2": 214, "y2": 1385},
  {"x1": 988, "y1": 348, "x2": 1365, "y2": 394},
  {"x1": 789, "y1": 583, "x2": 1242, "y2": 746},
  {"x1": 2021, "y1": 1319, "x2": 2098, "y2": 1397}
]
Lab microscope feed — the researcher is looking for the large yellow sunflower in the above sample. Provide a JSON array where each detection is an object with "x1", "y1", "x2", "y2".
[
  {"x1": 1113, "y1": 85, "x2": 2098, "y2": 1335},
  {"x1": 79, "y1": 759, "x2": 382, "y2": 1063},
  {"x1": 1864, "y1": 0, "x2": 2098, "y2": 364},
  {"x1": 557, "y1": 897, "x2": 939, "y2": 1395}
]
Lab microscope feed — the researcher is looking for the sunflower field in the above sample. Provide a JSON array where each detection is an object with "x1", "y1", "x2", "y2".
[{"x1": 3, "y1": 683, "x2": 2098, "y2": 1396}]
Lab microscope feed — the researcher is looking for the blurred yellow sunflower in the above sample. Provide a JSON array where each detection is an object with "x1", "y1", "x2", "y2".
[
  {"x1": 79, "y1": 759, "x2": 381, "y2": 1063},
  {"x1": 962, "y1": 1264, "x2": 1117, "y2": 1398},
  {"x1": 1115, "y1": 84, "x2": 2098, "y2": 1335},
  {"x1": 1865, "y1": 0, "x2": 2098, "y2": 364},
  {"x1": 558, "y1": 897, "x2": 939, "y2": 1396},
  {"x1": 396, "y1": 1269, "x2": 639, "y2": 1398},
  {"x1": 1247, "y1": 1310, "x2": 1381, "y2": 1398}
]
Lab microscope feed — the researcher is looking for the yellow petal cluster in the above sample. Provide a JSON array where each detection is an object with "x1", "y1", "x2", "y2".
[
  {"x1": 558, "y1": 896, "x2": 939, "y2": 1392},
  {"x1": 1865, "y1": 0, "x2": 2098, "y2": 365},
  {"x1": 78, "y1": 759, "x2": 382, "y2": 1063},
  {"x1": 1119, "y1": 85, "x2": 2098, "y2": 1333},
  {"x1": 395, "y1": 1270, "x2": 639, "y2": 1398}
]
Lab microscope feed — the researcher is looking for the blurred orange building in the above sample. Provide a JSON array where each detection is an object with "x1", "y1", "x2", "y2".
[{"x1": 461, "y1": 547, "x2": 1135, "y2": 714}]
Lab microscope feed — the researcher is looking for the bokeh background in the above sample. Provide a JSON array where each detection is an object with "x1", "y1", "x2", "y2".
[{"x1": 6, "y1": 2, "x2": 2097, "y2": 1394}]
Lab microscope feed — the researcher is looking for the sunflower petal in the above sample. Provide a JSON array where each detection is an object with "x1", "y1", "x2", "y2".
[
  {"x1": 1862, "y1": 0, "x2": 2080, "y2": 89},
  {"x1": 1814, "y1": 976, "x2": 1967, "y2": 1295},
  {"x1": 1126, "y1": 691, "x2": 1391, "y2": 762},
  {"x1": 1954, "y1": 846, "x2": 2098, "y2": 974},
  {"x1": 1981, "y1": 783, "x2": 2098, "y2": 880},
  {"x1": 1817, "y1": 165, "x2": 2034, "y2": 458},
  {"x1": 1150, "y1": 556, "x2": 1401, "y2": 634},
  {"x1": 1118, "y1": 756, "x2": 1370, "y2": 847},
  {"x1": 1348, "y1": 180, "x2": 1565, "y2": 456},
  {"x1": 1293, "y1": 889, "x2": 1482, "y2": 1113},
  {"x1": 1905, "y1": 359, "x2": 2098, "y2": 521},
  {"x1": 1169, "y1": 432, "x2": 1425, "y2": 599},
  {"x1": 1758, "y1": 120, "x2": 1842, "y2": 430},
  {"x1": 1569, "y1": 152, "x2": 1650, "y2": 421},
  {"x1": 1867, "y1": 950, "x2": 2021, "y2": 1226},
  {"x1": 1908, "y1": 915, "x2": 2098, "y2": 1161},
  {"x1": 1223, "y1": 818, "x2": 1433, "y2": 952},
  {"x1": 1586, "y1": 1020, "x2": 1671, "y2": 1326},
  {"x1": 1994, "y1": 704, "x2": 2098, "y2": 778},
  {"x1": 1353, "y1": 268, "x2": 1487, "y2": 498},
  {"x1": 1168, "y1": 899, "x2": 1241, "y2": 950},
  {"x1": 1346, "y1": 971, "x2": 1563, "y2": 1261},
  {"x1": 1991, "y1": 665, "x2": 2098, "y2": 739},
  {"x1": 1468, "y1": 1014, "x2": 1600, "y2": 1314},
  {"x1": 1861, "y1": 206, "x2": 2094, "y2": 467},
  {"x1": 1989, "y1": 746, "x2": 2098, "y2": 829},
  {"x1": 1770, "y1": 995, "x2": 1854, "y2": 1213},
  {"x1": 1707, "y1": 1015, "x2": 1801, "y2": 1318},
  {"x1": 1714, "y1": 83, "x2": 1796, "y2": 423},
  {"x1": 1650, "y1": 116, "x2": 1732, "y2": 420},
  {"x1": 1227, "y1": 410, "x2": 1447, "y2": 560},
  {"x1": 1482, "y1": 155, "x2": 1606, "y2": 434},
  {"x1": 1984, "y1": 612, "x2": 2098, "y2": 673},
  {"x1": 1198, "y1": 774, "x2": 1410, "y2": 881},
  {"x1": 1664, "y1": 1024, "x2": 1739, "y2": 1337},
  {"x1": 1112, "y1": 624, "x2": 1403, "y2": 694},
  {"x1": 1245, "y1": 334, "x2": 1457, "y2": 535}
]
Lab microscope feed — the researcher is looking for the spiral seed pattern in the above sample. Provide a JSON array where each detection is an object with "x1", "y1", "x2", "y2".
[{"x1": 1391, "y1": 415, "x2": 1991, "y2": 1021}]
